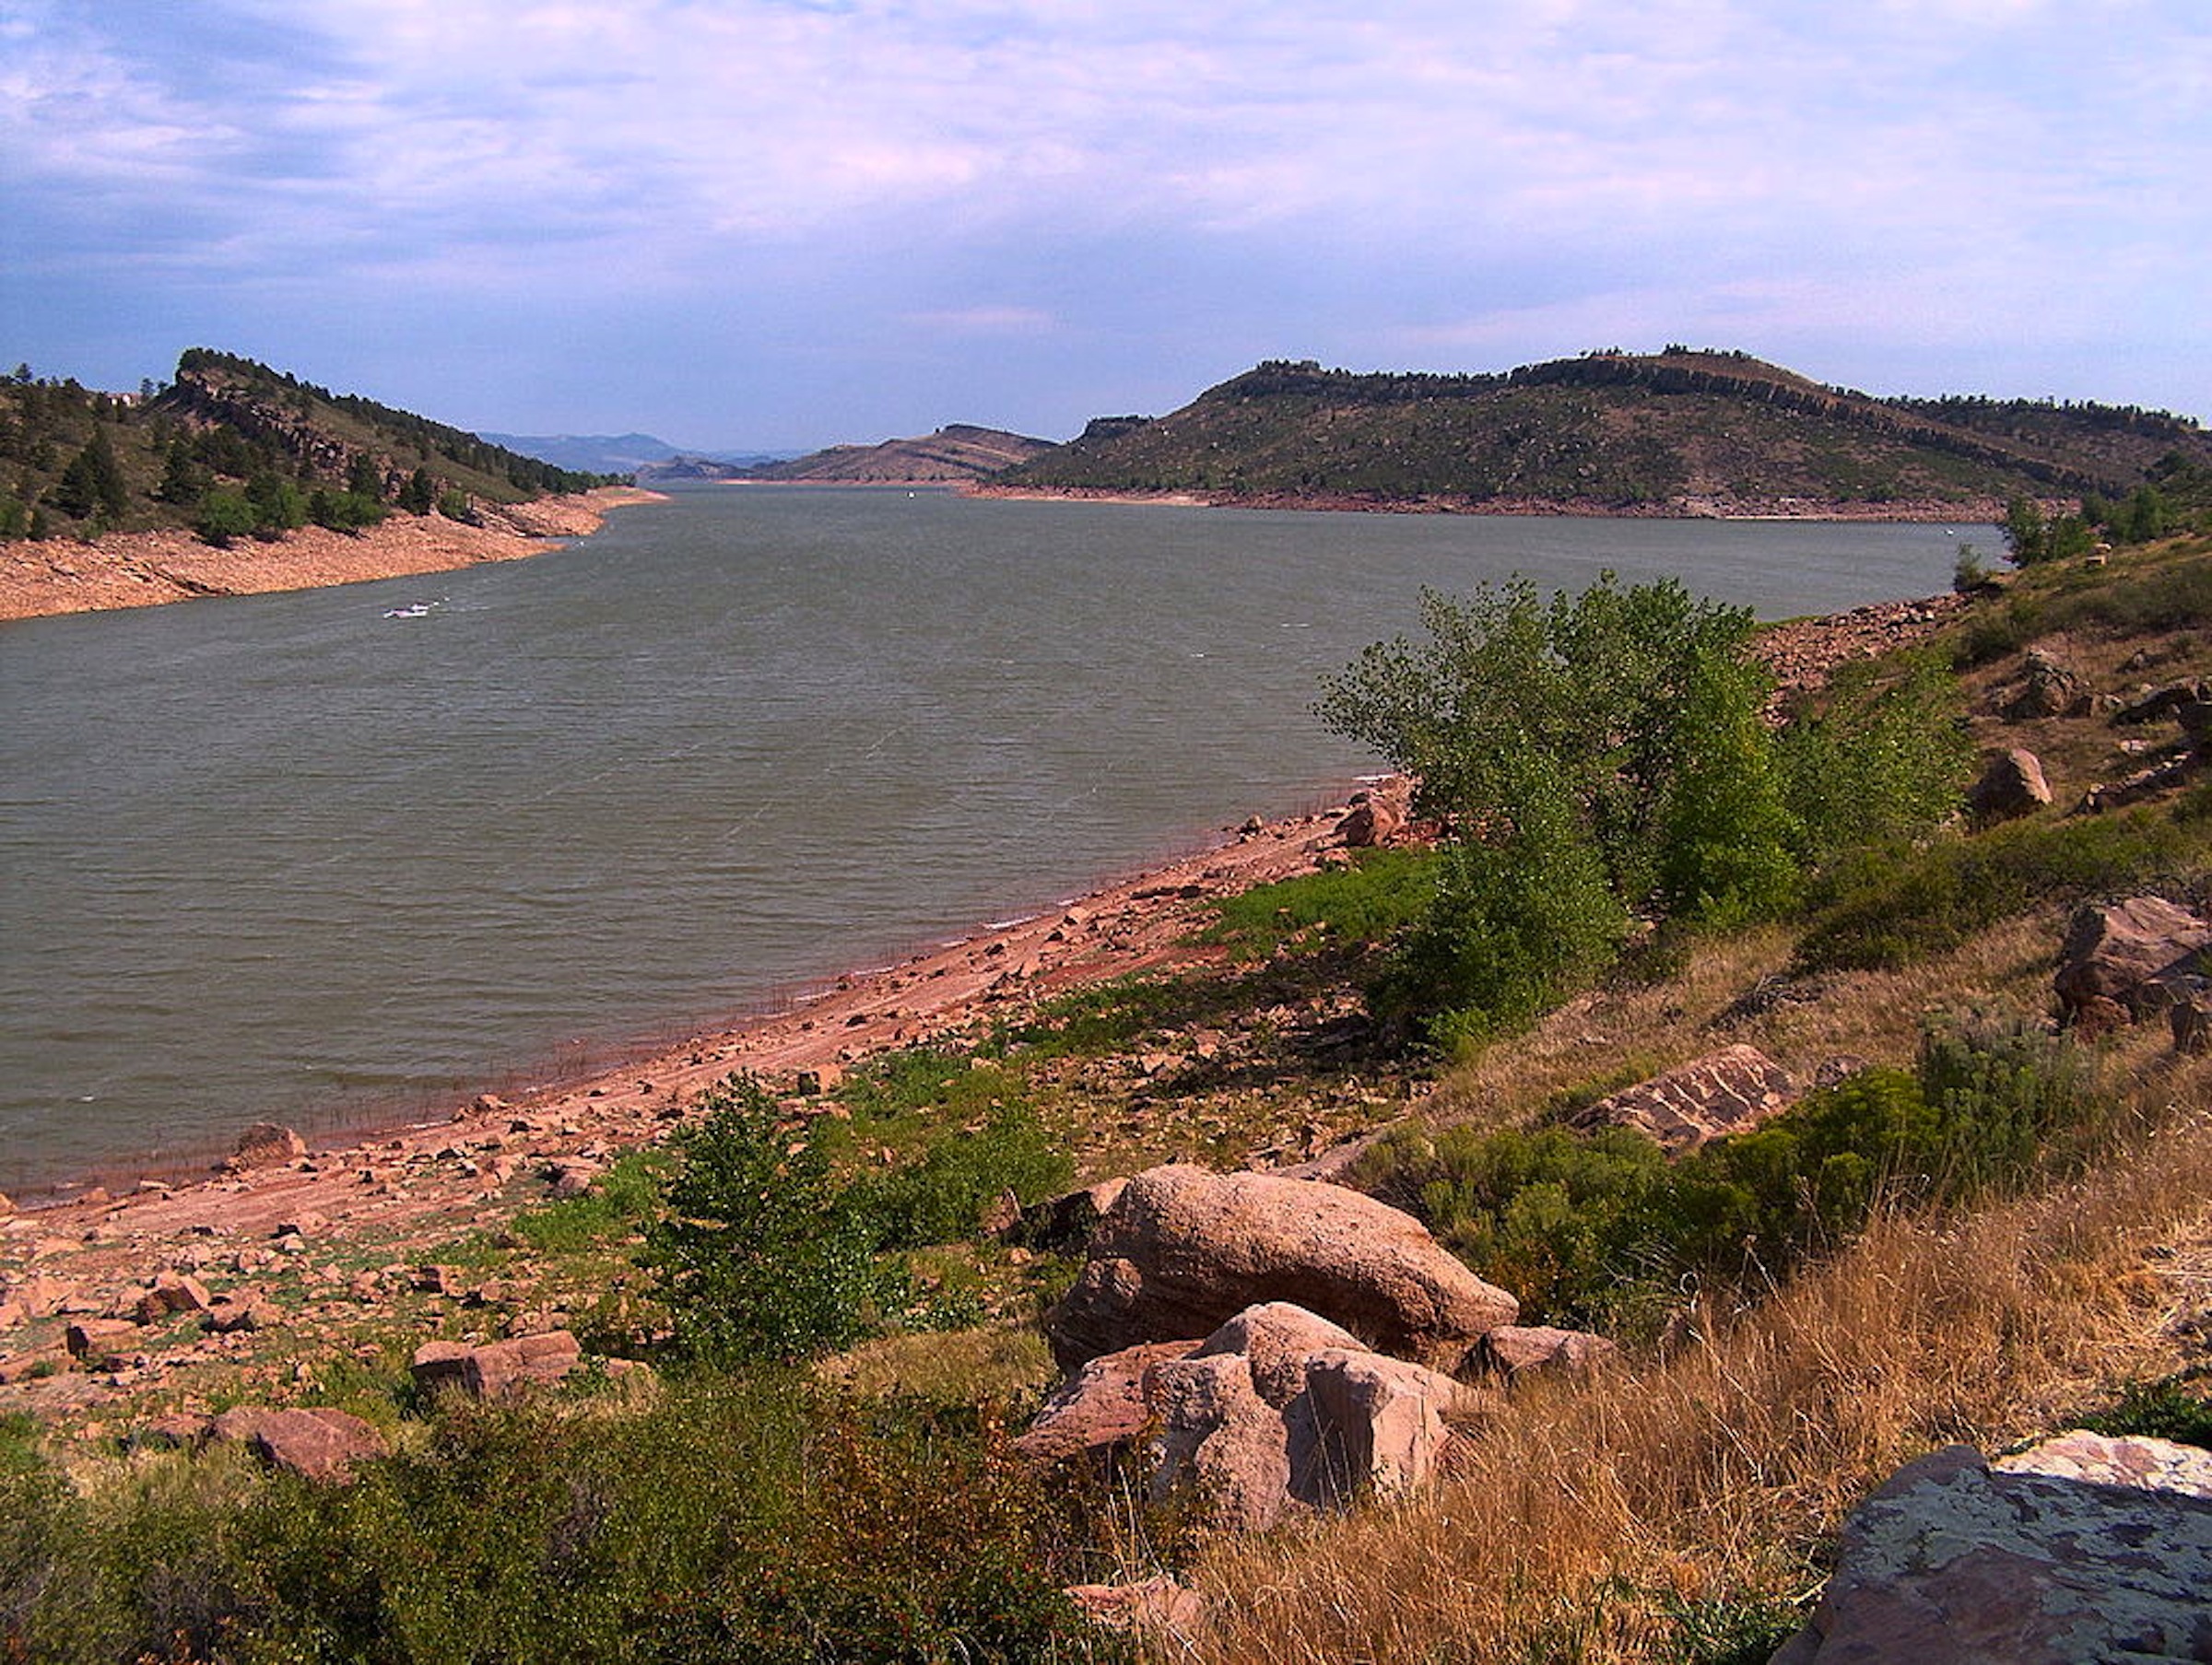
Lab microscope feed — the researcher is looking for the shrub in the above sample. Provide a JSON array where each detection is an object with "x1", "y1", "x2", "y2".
[
  {"x1": 644, "y1": 1078, "x2": 912, "y2": 1364},
  {"x1": 1202, "y1": 847, "x2": 1441, "y2": 960},
  {"x1": 845, "y1": 1101, "x2": 1073, "y2": 1250}
]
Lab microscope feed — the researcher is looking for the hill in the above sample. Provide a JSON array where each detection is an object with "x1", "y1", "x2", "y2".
[
  {"x1": 0, "y1": 351, "x2": 620, "y2": 546},
  {"x1": 713, "y1": 422, "x2": 1056, "y2": 485},
  {"x1": 996, "y1": 346, "x2": 2212, "y2": 516}
]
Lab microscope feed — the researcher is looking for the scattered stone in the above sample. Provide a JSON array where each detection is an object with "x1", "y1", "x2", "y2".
[
  {"x1": 1477, "y1": 1324, "x2": 1619, "y2": 1379},
  {"x1": 545, "y1": 1158, "x2": 601, "y2": 1199},
  {"x1": 1966, "y1": 747, "x2": 2053, "y2": 824},
  {"x1": 208, "y1": 1406, "x2": 388, "y2": 1484},
  {"x1": 1768, "y1": 1444, "x2": 2212, "y2": 1664},
  {"x1": 1567, "y1": 1044, "x2": 1800, "y2": 1154},
  {"x1": 471, "y1": 1094, "x2": 512, "y2": 1115},
  {"x1": 1011, "y1": 1339, "x2": 1204, "y2": 1464},
  {"x1": 202, "y1": 1288, "x2": 264, "y2": 1334},
  {"x1": 793, "y1": 1064, "x2": 843, "y2": 1096},
  {"x1": 2111, "y1": 678, "x2": 2210, "y2": 727},
  {"x1": 131, "y1": 1412, "x2": 212, "y2": 1452},
  {"x1": 409, "y1": 1331, "x2": 582, "y2": 1399},
  {"x1": 1002, "y1": 1178, "x2": 1127, "y2": 1253},
  {"x1": 1045, "y1": 1165, "x2": 1517, "y2": 1374},
  {"x1": 226, "y1": 1122, "x2": 307, "y2": 1170},
  {"x1": 412, "y1": 1264, "x2": 461, "y2": 1296},
  {"x1": 133, "y1": 1271, "x2": 212, "y2": 1324},
  {"x1": 2053, "y1": 896, "x2": 2212, "y2": 1023},
  {"x1": 65, "y1": 1318, "x2": 137, "y2": 1364}
]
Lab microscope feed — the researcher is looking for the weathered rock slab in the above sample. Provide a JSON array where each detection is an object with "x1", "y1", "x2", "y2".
[
  {"x1": 1045, "y1": 1165, "x2": 1516, "y2": 1373},
  {"x1": 1568, "y1": 1044, "x2": 1799, "y2": 1154},
  {"x1": 1767, "y1": 1444, "x2": 2212, "y2": 1664},
  {"x1": 1144, "y1": 1352, "x2": 1291, "y2": 1533},
  {"x1": 409, "y1": 1331, "x2": 581, "y2": 1399},
  {"x1": 1010, "y1": 1339, "x2": 1201, "y2": 1464},
  {"x1": 207, "y1": 1406, "x2": 388, "y2": 1483},
  {"x1": 1477, "y1": 1324, "x2": 1619, "y2": 1379},
  {"x1": 2053, "y1": 896, "x2": 2212, "y2": 1021},
  {"x1": 1993, "y1": 1427, "x2": 2212, "y2": 1498}
]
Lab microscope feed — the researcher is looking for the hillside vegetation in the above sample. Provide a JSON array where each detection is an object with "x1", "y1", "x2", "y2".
[
  {"x1": 998, "y1": 347, "x2": 2212, "y2": 514},
  {"x1": 648, "y1": 424, "x2": 1055, "y2": 485},
  {"x1": 3, "y1": 532, "x2": 2209, "y2": 1659},
  {"x1": 0, "y1": 352, "x2": 618, "y2": 546}
]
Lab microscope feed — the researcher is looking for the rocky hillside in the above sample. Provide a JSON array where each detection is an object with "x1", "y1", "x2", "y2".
[
  {"x1": 0, "y1": 351, "x2": 619, "y2": 545},
  {"x1": 693, "y1": 422, "x2": 1055, "y2": 485},
  {"x1": 997, "y1": 347, "x2": 2212, "y2": 515}
]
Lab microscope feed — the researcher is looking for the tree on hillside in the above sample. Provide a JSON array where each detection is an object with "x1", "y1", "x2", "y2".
[
  {"x1": 1320, "y1": 575, "x2": 1970, "y2": 1045},
  {"x1": 48, "y1": 428, "x2": 129, "y2": 522}
]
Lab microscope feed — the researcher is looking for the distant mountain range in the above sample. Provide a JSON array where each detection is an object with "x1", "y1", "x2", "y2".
[
  {"x1": 480, "y1": 432, "x2": 793, "y2": 476},
  {"x1": 644, "y1": 424, "x2": 1056, "y2": 487},
  {"x1": 994, "y1": 349, "x2": 2212, "y2": 514}
]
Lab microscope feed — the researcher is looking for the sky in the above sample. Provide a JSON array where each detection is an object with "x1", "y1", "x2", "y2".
[{"x1": 4, "y1": 1, "x2": 2207, "y2": 451}]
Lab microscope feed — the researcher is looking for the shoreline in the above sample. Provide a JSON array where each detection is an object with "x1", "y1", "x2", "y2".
[
  {"x1": 0, "y1": 487, "x2": 665, "y2": 625},
  {"x1": 962, "y1": 482, "x2": 2009, "y2": 523}
]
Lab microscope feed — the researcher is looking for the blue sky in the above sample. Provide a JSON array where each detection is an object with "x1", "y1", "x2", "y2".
[{"x1": 5, "y1": 0, "x2": 2206, "y2": 450}]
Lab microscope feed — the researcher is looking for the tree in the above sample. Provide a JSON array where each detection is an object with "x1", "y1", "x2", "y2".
[
  {"x1": 401, "y1": 465, "x2": 437, "y2": 515},
  {"x1": 346, "y1": 451, "x2": 385, "y2": 501}
]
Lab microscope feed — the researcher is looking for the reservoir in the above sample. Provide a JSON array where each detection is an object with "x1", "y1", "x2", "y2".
[{"x1": 0, "y1": 488, "x2": 1973, "y2": 1190}]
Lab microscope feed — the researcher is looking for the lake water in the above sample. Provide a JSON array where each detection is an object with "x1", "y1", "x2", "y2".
[{"x1": 0, "y1": 488, "x2": 1975, "y2": 1191}]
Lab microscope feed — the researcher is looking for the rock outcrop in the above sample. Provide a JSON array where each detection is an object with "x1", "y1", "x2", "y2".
[
  {"x1": 2053, "y1": 896, "x2": 2212, "y2": 1024},
  {"x1": 409, "y1": 1331, "x2": 582, "y2": 1399},
  {"x1": 1022, "y1": 1299, "x2": 1492, "y2": 1532},
  {"x1": 205, "y1": 1406, "x2": 389, "y2": 1483},
  {"x1": 1567, "y1": 1044, "x2": 1800, "y2": 1154},
  {"x1": 1768, "y1": 1442, "x2": 2212, "y2": 1663},
  {"x1": 1966, "y1": 747, "x2": 2052, "y2": 824},
  {"x1": 1044, "y1": 1165, "x2": 1517, "y2": 1373}
]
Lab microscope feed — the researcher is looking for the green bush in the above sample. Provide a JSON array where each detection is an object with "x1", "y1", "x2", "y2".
[
  {"x1": 509, "y1": 1146, "x2": 667, "y2": 1253},
  {"x1": 1354, "y1": 1019, "x2": 2099, "y2": 1327},
  {"x1": 644, "y1": 1078, "x2": 912, "y2": 1365},
  {"x1": 846, "y1": 1101, "x2": 1073, "y2": 1250},
  {"x1": 4, "y1": 1383, "x2": 1124, "y2": 1663},
  {"x1": 1794, "y1": 806, "x2": 2205, "y2": 972}
]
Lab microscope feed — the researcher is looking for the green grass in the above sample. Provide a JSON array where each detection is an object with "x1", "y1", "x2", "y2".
[{"x1": 1199, "y1": 848, "x2": 1441, "y2": 961}]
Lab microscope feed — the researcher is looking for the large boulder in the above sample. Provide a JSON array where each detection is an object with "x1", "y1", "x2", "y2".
[
  {"x1": 1143, "y1": 1352, "x2": 1292, "y2": 1533},
  {"x1": 207, "y1": 1406, "x2": 388, "y2": 1484},
  {"x1": 1294, "y1": 1349, "x2": 1463, "y2": 1503},
  {"x1": 2004, "y1": 647, "x2": 2082, "y2": 720},
  {"x1": 2053, "y1": 896, "x2": 2212, "y2": 1022},
  {"x1": 1965, "y1": 747, "x2": 2052, "y2": 825},
  {"x1": 1477, "y1": 1324, "x2": 1619, "y2": 1380},
  {"x1": 225, "y1": 1121, "x2": 307, "y2": 1170},
  {"x1": 1567, "y1": 1044, "x2": 1800, "y2": 1155},
  {"x1": 410, "y1": 1331, "x2": 582, "y2": 1399},
  {"x1": 1044, "y1": 1165, "x2": 1516, "y2": 1373},
  {"x1": 1767, "y1": 1444, "x2": 2212, "y2": 1664},
  {"x1": 1192, "y1": 1301, "x2": 1364, "y2": 1408}
]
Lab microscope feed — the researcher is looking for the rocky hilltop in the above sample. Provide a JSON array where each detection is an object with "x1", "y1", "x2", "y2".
[
  {"x1": 992, "y1": 346, "x2": 2212, "y2": 517},
  {"x1": 657, "y1": 422, "x2": 1054, "y2": 485}
]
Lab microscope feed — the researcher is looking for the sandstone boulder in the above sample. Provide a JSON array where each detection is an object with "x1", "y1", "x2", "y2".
[
  {"x1": 2053, "y1": 896, "x2": 2212, "y2": 1021},
  {"x1": 1336, "y1": 791, "x2": 1404, "y2": 849},
  {"x1": 1767, "y1": 1444, "x2": 2212, "y2": 1664},
  {"x1": 2004, "y1": 647, "x2": 2081, "y2": 720},
  {"x1": 1295, "y1": 1349, "x2": 1462, "y2": 1502},
  {"x1": 1477, "y1": 1324, "x2": 1619, "y2": 1379},
  {"x1": 226, "y1": 1122, "x2": 307, "y2": 1170},
  {"x1": 409, "y1": 1331, "x2": 581, "y2": 1399},
  {"x1": 1193, "y1": 1301, "x2": 1363, "y2": 1409},
  {"x1": 1567, "y1": 1045, "x2": 1799, "y2": 1155},
  {"x1": 1965, "y1": 747, "x2": 2052, "y2": 824},
  {"x1": 208, "y1": 1406, "x2": 388, "y2": 1484},
  {"x1": 1010, "y1": 1339, "x2": 1202, "y2": 1464},
  {"x1": 1045, "y1": 1165, "x2": 1516, "y2": 1373},
  {"x1": 1003, "y1": 1178, "x2": 1127, "y2": 1252},
  {"x1": 1065, "y1": 1577, "x2": 1206, "y2": 1644},
  {"x1": 1993, "y1": 1428, "x2": 2212, "y2": 1498},
  {"x1": 1144, "y1": 1351, "x2": 1293, "y2": 1533}
]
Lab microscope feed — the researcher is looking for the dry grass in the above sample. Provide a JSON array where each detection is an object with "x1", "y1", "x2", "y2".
[{"x1": 1169, "y1": 1062, "x2": 2212, "y2": 1664}]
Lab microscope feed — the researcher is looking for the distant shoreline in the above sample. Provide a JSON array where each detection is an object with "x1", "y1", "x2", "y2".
[
  {"x1": 0, "y1": 487, "x2": 665, "y2": 625},
  {"x1": 963, "y1": 482, "x2": 2011, "y2": 523}
]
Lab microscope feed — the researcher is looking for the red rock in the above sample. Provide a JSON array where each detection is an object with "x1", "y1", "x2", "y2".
[
  {"x1": 2053, "y1": 896, "x2": 2212, "y2": 1021},
  {"x1": 1477, "y1": 1324, "x2": 1619, "y2": 1379},
  {"x1": 409, "y1": 1331, "x2": 581, "y2": 1399},
  {"x1": 226, "y1": 1122, "x2": 307, "y2": 1170},
  {"x1": 1994, "y1": 1428, "x2": 2212, "y2": 1498},
  {"x1": 1296, "y1": 1348, "x2": 1465, "y2": 1501},
  {"x1": 1336, "y1": 791, "x2": 1405, "y2": 849},
  {"x1": 1046, "y1": 1165, "x2": 1516, "y2": 1374},
  {"x1": 1966, "y1": 747, "x2": 2052, "y2": 824},
  {"x1": 1192, "y1": 1301, "x2": 1362, "y2": 1410},
  {"x1": 1065, "y1": 1577, "x2": 1205, "y2": 1642},
  {"x1": 1011, "y1": 1340, "x2": 1204, "y2": 1464},
  {"x1": 1143, "y1": 1352, "x2": 1291, "y2": 1533},
  {"x1": 1567, "y1": 1044, "x2": 1799, "y2": 1154},
  {"x1": 208, "y1": 1406, "x2": 387, "y2": 1483}
]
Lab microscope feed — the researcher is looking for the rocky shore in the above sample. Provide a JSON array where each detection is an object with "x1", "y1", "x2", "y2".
[
  {"x1": 0, "y1": 487, "x2": 662, "y2": 624},
  {"x1": 967, "y1": 482, "x2": 2008, "y2": 522}
]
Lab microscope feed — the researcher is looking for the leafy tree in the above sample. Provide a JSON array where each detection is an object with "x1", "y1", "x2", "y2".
[
  {"x1": 194, "y1": 489, "x2": 257, "y2": 545},
  {"x1": 2001, "y1": 495, "x2": 2048, "y2": 565},
  {"x1": 346, "y1": 451, "x2": 386, "y2": 501},
  {"x1": 402, "y1": 465, "x2": 437, "y2": 515}
]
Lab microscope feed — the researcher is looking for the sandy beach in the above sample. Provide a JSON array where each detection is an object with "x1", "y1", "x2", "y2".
[{"x1": 0, "y1": 487, "x2": 664, "y2": 625}]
